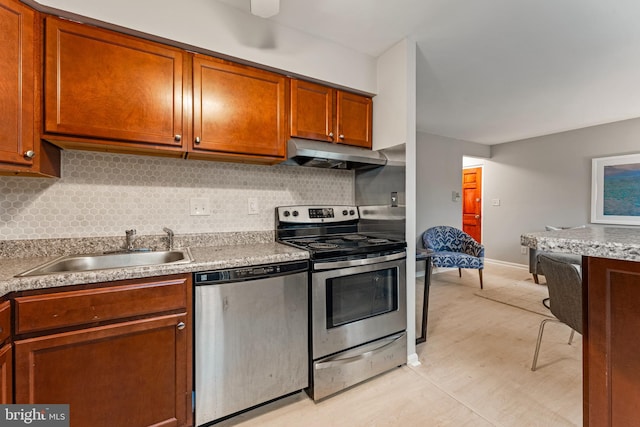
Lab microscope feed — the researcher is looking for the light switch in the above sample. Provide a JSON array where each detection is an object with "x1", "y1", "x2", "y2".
[{"x1": 248, "y1": 198, "x2": 259, "y2": 215}]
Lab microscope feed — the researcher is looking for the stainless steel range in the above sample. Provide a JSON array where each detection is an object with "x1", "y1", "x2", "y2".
[{"x1": 276, "y1": 205, "x2": 407, "y2": 400}]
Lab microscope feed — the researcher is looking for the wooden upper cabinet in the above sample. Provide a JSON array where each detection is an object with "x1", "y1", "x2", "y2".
[
  {"x1": 43, "y1": 16, "x2": 185, "y2": 154},
  {"x1": 0, "y1": 0, "x2": 60, "y2": 177},
  {"x1": 337, "y1": 91, "x2": 372, "y2": 148},
  {"x1": 290, "y1": 80, "x2": 334, "y2": 142},
  {"x1": 190, "y1": 55, "x2": 287, "y2": 163},
  {"x1": 290, "y1": 78, "x2": 372, "y2": 149}
]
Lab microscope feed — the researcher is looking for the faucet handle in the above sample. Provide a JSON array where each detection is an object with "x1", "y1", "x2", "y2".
[{"x1": 126, "y1": 229, "x2": 136, "y2": 236}]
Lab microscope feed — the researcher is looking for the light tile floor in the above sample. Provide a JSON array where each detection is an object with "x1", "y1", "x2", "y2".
[{"x1": 214, "y1": 262, "x2": 582, "y2": 426}]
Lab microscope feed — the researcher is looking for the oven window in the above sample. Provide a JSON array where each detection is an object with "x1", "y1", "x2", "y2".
[{"x1": 326, "y1": 267, "x2": 398, "y2": 328}]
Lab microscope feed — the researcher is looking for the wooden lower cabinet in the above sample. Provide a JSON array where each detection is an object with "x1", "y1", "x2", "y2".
[
  {"x1": 584, "y1": 256, "x2": 640, "y2": 427},
  {"x1": 13, "y1": 274, "x2": 192, "y2": 427},
  {"x1": 0, "y1": 343, "x2": 11, "y2": 404}
]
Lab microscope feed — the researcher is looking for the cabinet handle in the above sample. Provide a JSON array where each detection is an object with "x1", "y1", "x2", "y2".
[
  {"x1": 475, "y1": 215, "x2": 480, "y2": 219},
  {"x1": 328, "y1": 132, "x2": 334, "y2": 138},
  {"x1": 339, "y1": 134, "x2": 345, "y2": 139},
  {"x1": 177, "y1": 322, "x2": 186, "y2": 330},
  {"x1": 174, "y1": 134, "x2": 182, "y2": 142},
  {"x1": 24, "y1": 150, "x2": 36, "y2": 159},
  {"x1": 194, "y1": 137, "x2": 201, "y2": 145}
]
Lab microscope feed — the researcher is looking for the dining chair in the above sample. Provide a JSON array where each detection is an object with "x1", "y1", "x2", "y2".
[{"x1": 531, "y1": 253, "x2": 582, "y2": 371}]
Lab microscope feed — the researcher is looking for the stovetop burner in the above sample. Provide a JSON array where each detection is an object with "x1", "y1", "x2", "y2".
[
  {"x1": 308, "y1": 243, "x2": 340, "y2": 249},
  {"x1": 368, "y1": 238, "x2": 390, "y2": 244},
  {"x1": 343, "y1": 234, "x2": 367, "y2": 241}
]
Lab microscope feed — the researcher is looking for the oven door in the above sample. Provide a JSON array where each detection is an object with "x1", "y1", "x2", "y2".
[{"x1": 311, "y1": 254, "x2": 406, "y2": 360}]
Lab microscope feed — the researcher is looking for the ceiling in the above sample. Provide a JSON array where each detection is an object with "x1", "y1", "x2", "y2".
[{"x1": 219, "y1": 0, "x2": 640, "y2": 145}]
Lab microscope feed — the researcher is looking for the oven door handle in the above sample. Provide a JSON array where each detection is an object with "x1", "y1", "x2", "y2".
[
  {"x1": 314, "y1": 333, "x2": 405, "y2": 370},
  {"x1": 313, "y1": 251, "x2": 406, "y2": 270}
]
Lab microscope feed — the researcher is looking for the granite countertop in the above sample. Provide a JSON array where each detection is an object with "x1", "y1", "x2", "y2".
[
  {"x1": 521, "y1": 226, "x2": 640, "y2": 261},
  {"x1": 0, "y1": 242, "x2": 309, "y2": 297}
]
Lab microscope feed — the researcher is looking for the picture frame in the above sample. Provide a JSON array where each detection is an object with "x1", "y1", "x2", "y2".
[{"x1": 591, "y1": 153, "x2": 640, "y2": 225}]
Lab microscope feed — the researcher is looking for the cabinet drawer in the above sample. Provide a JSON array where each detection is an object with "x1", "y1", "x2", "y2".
[
  {"x1": 0, "y1": 301, "x2": 10, "y2": 344},
  {"x1": 15, "y1": 275, "x2": 189, "y2": 335}
]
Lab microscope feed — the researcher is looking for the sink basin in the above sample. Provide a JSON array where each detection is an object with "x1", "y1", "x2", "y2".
[{"x1": 17, "y1": 248, "x2": 194, "y2": 277}]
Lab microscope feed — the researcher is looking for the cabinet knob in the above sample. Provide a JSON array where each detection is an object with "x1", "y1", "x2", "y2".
[
  {"x1": 177, "y1": 322, "x2": 186, "y2": 330},
  {"x1": 194, "y1": 137, "x2": 201, "y2": 145},
  {"x1": 475, "y1": 215, "x2": 480, "y2": 219},
  {"x1": 24, "y1": 150, "x2": 36, "y2": 159},
  {"x1": 339, "y1": 134, "x2": 345, "y2": 139},
  {"x1": 328, "y1": 132, "x2": 334, "y2": 138},
  {"x1": 174, "y1": 134, "x2": 182, "y2": 142}
]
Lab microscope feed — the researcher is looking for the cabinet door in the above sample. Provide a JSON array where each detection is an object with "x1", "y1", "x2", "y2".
[
  {"x1": 290, "y1": 79, "x2": 335, "y2": 142},
  {"x1": 336, "y1": 91, "x2": 372, "y2": 148},
  {"x1": 44, "y1": 17, "x2": 185, "y2": 152},
  {"x1": 0, "y1": 0, "x2": 35, "y2": 169},
  {"x1": 192, "y1": 56, "x2": 287, "y2": 161},
  {"x1": 15, "y1": 313, "x2": 189, "y2": 427},
  {"x1": 0, "y1": 343, "x2": 11, "y2": 404},
  {"x1": 584, "y1": 257, "x2": 640, "y2": 427}
]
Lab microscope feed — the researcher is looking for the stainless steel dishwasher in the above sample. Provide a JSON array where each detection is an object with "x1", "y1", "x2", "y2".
[{"x1": 194, "y1": 260, "x2": 309, "y2": 426}]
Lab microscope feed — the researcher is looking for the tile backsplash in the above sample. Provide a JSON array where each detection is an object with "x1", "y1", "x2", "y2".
[{"x1": 0, "y1": 151, "x2": 354, "y2": 240}]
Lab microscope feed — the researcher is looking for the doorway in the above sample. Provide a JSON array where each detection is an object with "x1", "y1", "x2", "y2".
[{"x1": 462, "y1": 166, "x2": 482, "y2": 242}]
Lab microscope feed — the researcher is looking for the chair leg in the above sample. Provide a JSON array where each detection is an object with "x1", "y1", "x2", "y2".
[
  {"x1": 533, "y1": 274, "x2": 539, "y2": 284},
  {"x1": 531, "y1": 318, "x2": 561, "y2": 371},
  {"x1": 568, "y1": 329, "x2": 575, "y2": 345},
  {"x1": 478, "y1": 269, "x2": 483, "y2": 289},
  {"x1": 458, "y1": 268, "x2": 462, "y2": 277}
]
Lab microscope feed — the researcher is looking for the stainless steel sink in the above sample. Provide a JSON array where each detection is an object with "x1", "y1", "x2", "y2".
[{"x1": 17, "y1": 248, "x2": 194, "y2": 277}]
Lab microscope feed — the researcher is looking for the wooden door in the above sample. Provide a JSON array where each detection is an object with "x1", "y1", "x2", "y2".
[
  {"x1": 44, "y1": 17, "x2": 185, "y2": 151},
  {"x1": 584, "y1": 257, "x2": 640, "y2": 427},
  {"x1": 15, "y1": 313, "x2": 189, "y2": 427},
  {"x1": 0, "y1": 0, "x2": 36, "y2": 169},
  {"x1": 336, "y1": 91, "x2": 372, "y2": 148},
  {"x1": 290, "y1": 79, "x2": 335, "y2": 142},
  {"x1": 462, "y1": 167, "x2": 482, "y2": 242},
  {"x1": 191, "y1": 55, "x2": 287, "y2": 161}
]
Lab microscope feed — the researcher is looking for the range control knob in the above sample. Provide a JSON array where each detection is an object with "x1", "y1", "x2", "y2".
[
  {"x1": 349, "y1": 210, "x2": 356, "y2": 215},
  {"x1": 283, "y1": 211, "x2": 290, "y2": 217},
  {"x1": 292, "y1": 210, "x2": 299, "y2": 217},
  {"x1": 342, "y1": 210, "x2": 348, "y2": 216}
]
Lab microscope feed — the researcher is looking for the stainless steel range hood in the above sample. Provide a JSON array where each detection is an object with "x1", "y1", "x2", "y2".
[{"x1": 281, "y1": 138, "x2": 387, "y2": 170}]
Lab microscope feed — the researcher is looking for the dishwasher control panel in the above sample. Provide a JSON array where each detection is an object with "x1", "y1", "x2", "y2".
[{"x1": 195, "y1": 260, "x2": 309, "y2": 285}]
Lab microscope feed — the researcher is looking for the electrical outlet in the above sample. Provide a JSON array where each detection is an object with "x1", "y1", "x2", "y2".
[
  {"x1": 520, "y1": 246, "x2": 528, "y2": 255},
  {"x1": 248, "y1": 198, "x2": 259, "y2": 215},
  {"x1": 492, "y1": 199, "x2": 501, "y2": 206},
  {"x1": 190, "y1": 198, "x2": 210, "y2": 216}
]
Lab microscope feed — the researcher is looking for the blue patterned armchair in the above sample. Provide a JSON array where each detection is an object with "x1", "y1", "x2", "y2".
[{"x1": 422, "y1": 226, "x2": 485, "y2": 289}]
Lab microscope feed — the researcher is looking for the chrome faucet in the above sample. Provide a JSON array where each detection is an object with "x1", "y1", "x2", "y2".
[
  {"x1": 125, "y1": 229, "x2": 136, "y2": 251},
  {"x1": 163, "y1": 227, "x2": 174, "y2": 251}
]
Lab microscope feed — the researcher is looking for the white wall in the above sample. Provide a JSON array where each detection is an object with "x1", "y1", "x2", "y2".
[
  {"x1": 483, "y1": 117, "x2": 640, "y2": 264},
  {"x1": 416, "y1": 132, "x2": 490, "y2": 249},
  {"x1": 35, "y1": 0, "x2": 376, "y2": 93},
  {"x1": 373, "y1": 39, "x2": 409, "y2": 150}
]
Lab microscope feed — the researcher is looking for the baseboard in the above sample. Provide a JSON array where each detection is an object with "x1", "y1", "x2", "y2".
[
  {"x1": 407, "y1": 352, "x2": 420, "y2": 367},
  {"x1": 485, "y1": 258, "x2": 528, "y2": 269}
]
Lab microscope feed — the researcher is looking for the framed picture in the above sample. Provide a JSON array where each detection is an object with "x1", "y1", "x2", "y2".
[{"x1": 591, "y1": 153, "x2": 640, "y2": 225}]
